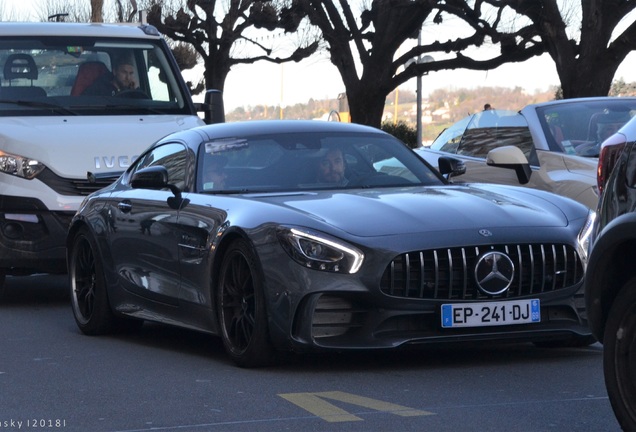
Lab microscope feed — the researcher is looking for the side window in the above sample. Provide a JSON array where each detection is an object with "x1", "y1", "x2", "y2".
[
  {"x1": 430, "y1": 115, "x2": 472, "y2": 153},
  {"x1": 144, "y1": 49, "x2": 171, "y2": 102},
  {"x1": 457, "y1": 123, "x2": 539, "y2": 166},
  {"x1": 131, "y1": 143, "x2": 189, "y2": 191},
  {"x1": 625, "y1": 145, "x2": 636, "y2": 189}
]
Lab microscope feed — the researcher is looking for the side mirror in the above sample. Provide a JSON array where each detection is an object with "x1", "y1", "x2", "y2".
[
  {"x1": 198, "y1": 89, "x2": 225, "y2": 124},
  {"x1": 486, "y1": 146, "x2": 532, "y2": 185},
  {"x1": 131, "y1": 165, "x2": 188, "y2": 210},
  {"x1": 131, "y1": 165, "x2": 169, "y2": 189},
  {"x1": 438, "y1": 156, "x2": 466, "y2": 181}
]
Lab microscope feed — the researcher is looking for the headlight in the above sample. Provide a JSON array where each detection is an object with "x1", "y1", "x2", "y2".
[
  {"x1": 278, "y1": 227, "x2": 364, "y2": 274},
  {"x1": 576, "y1": 210, "x2": 596, "y2": 269},
  {"x1": 0, "y1": 150, "x2": 45, "y2": 179}
]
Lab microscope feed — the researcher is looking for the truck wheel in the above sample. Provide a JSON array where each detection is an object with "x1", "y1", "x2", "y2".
[{"x1": 603, "y1": 281, "x2": 636, "y2": 431}]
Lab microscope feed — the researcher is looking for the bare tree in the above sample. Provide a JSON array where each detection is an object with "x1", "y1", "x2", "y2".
[
  {"x1": 30, "y1": 0, "x2": 138, "y2": 23},
  {"x1": 115, "y1": 0, "x2": 138, "y2": 22},
  {"x1": 33, "y1": 0, "x2": 90, "y2": 22},
  {"x1": 487, "y1": 0, "x2": 636, "y2": 99},
  {"x1": 292, "y1": 0, "x2": 545, "y2": 127},
  {"x1": 146, "y1": 0, "x2": 319, "y2": 94},
  {"x1": 0, "y1": 2, "x2": 18, "y2": 21}
]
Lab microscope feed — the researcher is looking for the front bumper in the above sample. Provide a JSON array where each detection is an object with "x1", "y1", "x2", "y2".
[
  {"x1": 286, "y1": 290, "x2": 591, "y2": 351},
  {"x1": 0, "y1": 195, "x2": 73, "y2": 275}
]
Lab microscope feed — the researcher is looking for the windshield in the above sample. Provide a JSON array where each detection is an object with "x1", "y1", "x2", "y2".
[
  {"x1": 196, "y1": 131, "x2": 445, "y2": 193},
  {"x1": 536, "y1": 99, "x2": 636, "y2": 157},
  {"x1": 0, "y1": 36, "x2": 192, "y2": 116}
]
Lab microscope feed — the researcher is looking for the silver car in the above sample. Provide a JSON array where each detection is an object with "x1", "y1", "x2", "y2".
[{"x1": 416, "y1": 97, "x2": 636, "y2": 209}]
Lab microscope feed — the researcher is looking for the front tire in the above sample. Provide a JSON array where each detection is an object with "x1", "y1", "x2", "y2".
[
  {"x1": 603, "y1": 282, "x2": 636, "y2": 430},
  {"x1": 217, "y1": 239, "x2": 275, "y2": 368},
  {"x1": 69, "y1": 227, "x2": 116, "y2": 335}
]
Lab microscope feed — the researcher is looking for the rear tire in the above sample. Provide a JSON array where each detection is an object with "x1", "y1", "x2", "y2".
[
  {"x1": 217, "y1": 239, "x2": 276, "y2": 368},
  {"x1": 603, "y1": 282, "x2": 636, "y2": 431}
]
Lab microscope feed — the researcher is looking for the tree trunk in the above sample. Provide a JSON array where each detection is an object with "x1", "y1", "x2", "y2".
[
  {"x1": 347, "y1": 87, "x2": 386, "y2": 128},
  {"x1": 560, "y1": 64, "x2": 617, "y2": 99},
  {"x1": 91, "y1": 0, "x2": 104, "y2": 23}
]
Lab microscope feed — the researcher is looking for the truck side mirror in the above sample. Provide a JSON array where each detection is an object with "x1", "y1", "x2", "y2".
[{"x1": 200, "y1": 89, "x2": 225, "y2": 124}]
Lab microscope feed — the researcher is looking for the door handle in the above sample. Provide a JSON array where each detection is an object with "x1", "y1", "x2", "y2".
[{"x1": 118, "y1": 200, "x2": 132, "y2": 213}]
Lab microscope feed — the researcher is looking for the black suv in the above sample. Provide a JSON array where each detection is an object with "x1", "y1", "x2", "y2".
[{"x1": 585, "y1": 116, "x2": 636, "y2": 430}]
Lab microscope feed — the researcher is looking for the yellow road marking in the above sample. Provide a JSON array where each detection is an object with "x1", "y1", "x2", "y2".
[
  {"x1": 279, "y1": 391, "x2": 435, "y2": 423},
  {"x1": 279, "y1": 392, "x2": 362, "y2": 422}
]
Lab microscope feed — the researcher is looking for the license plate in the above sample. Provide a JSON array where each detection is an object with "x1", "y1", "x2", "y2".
[{"x1": 441, "y1": 299, "x2": 540, "y2": 328}]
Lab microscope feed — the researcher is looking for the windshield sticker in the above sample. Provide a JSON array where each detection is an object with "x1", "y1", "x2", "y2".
[{"x1": 205, "y1": 138, "x2": 249, "y2": 154}]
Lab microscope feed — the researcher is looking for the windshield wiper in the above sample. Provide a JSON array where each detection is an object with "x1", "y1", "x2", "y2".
[{"x1": 0, "y1": 99, "x2": 78, "y2": 115}]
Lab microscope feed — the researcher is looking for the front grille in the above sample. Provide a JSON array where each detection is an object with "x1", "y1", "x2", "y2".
[
  {"x1": 38, "y1": 168, "x2": 118, "y2": 196},
  {"x1": 380, "y1": 244, "x2": 583, "y2": 300}
]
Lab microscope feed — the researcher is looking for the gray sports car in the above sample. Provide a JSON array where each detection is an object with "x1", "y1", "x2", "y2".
[{"x1": 67, "y1": 120, "x2": 596, "y2": 367}]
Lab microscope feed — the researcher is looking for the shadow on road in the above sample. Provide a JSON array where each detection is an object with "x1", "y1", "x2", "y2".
[
  {"x1": 1, "y1": 274, "x2": 69, "y2": 305},
  {"x1": 0, "y1": 274, "x2": 604, "y2": 372},
  {"x1": 105, "y1": 320, "x2": 603, "y2": 372},
  {"x1": 117, "y1": 321, "x2": 228, "y2": 362}
]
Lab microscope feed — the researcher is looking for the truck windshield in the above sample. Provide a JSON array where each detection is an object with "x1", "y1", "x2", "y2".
[{"x1": 0, "y1": 36, "x2": 192, "y2": 116}]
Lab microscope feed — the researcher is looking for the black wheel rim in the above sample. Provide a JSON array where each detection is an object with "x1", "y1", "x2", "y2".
[
  {"x1": 72, "y1": 237, "x2": 97, "y2": 322},
  {"x1": 220, "y1": 251, "x2": 255, "y2": 353}
]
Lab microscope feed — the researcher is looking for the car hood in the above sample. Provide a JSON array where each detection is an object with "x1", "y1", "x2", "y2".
[
  {"x1": 255, "y1": 184, "x2": 583, "y2": 238},
  {"x1": 0, "y1": 115, "x2": 204, "y2": 178}
]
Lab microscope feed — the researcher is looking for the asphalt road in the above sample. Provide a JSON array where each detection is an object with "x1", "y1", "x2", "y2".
[{"x1": 0, "y1": 274, "x2": 620, "y2": 432}]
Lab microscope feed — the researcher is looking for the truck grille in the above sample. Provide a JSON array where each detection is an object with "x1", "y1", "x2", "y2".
[
  {"x1": 380, "y1": 244, "x2": 583, "y2": 300},
  {"x1": 37, "y1": 168, "x2": 119, "y2": 196}
]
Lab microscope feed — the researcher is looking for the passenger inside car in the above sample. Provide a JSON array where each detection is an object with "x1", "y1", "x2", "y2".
[{"x1": 202, "y1": 156, "x2": 228, "y2": 190}]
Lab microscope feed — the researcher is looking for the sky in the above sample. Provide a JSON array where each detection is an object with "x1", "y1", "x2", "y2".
[
  {"x1": 5, "y1": 0, "x2": 636, "y2": 111},
  {"x1": 218, "y1": 49, "x2": 565, "y2": 111}
]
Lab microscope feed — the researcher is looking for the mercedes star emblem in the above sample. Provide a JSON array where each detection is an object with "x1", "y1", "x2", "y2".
[{"x1": 474, "y1": 251, "x2": 515, "y2": 295}]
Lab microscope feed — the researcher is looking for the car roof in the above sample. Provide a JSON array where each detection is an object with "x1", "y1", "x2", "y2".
[
  {"x1": 193, "y1": 120, "x2": 386, "y2": 140},
  {"x1": 0, "y1": 22, "x2": 161, "y2": 39}
]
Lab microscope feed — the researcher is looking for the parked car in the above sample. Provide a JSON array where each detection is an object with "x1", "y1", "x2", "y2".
[
  {"x1": 67, "y1": 120, "x2": 595, "y2": 367},
  {"x1": 585, "y1": 115, "x2": 636, "y2": 430},
  {"x1": 416, "y1": 97, "x2": 636, "y2": 209}
]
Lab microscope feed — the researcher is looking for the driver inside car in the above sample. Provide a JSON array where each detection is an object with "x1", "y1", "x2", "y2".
[
  {"x1": 316, "y1": 147, "x2": 348, "y2": 186},
  {"x1": 82, "y1": 57, "x2": 138, "y2": 96}
]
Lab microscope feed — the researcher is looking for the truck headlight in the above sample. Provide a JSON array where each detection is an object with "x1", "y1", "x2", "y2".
[{"x1": 0, "y1": 150, "x2": 45, "y2": 179}]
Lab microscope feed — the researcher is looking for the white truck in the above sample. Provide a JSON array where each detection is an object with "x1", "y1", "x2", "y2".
[{"x1": 0, "y1": 21, "x2": 223, "y2": 294}]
